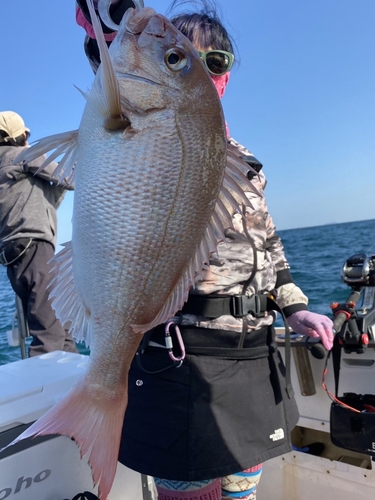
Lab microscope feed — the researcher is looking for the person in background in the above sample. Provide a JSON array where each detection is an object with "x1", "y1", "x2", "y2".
[
  {"x1": 0, "y1": 111, "x2": 78, "y2": 357},
  {"x1": 76, "y1": 1, "x2": 334, "y2": 498}
]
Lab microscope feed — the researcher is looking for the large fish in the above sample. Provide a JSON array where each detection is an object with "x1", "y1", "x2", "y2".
[{"x1": 12, "y1": 1, "x2": 258, "y2": 498}]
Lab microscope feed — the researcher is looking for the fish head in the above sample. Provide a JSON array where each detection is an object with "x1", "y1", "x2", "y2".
[{"x1": 107, "y1": 7, "x2": 223, "y2": 118}]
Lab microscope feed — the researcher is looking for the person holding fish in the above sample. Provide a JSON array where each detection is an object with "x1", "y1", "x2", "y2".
[
  {"x1": 9, "y1": 2, "x2": 334, "y2": 499},
  {"x1": 0, "y1": 111, "x2": 78, "y2": 357}
]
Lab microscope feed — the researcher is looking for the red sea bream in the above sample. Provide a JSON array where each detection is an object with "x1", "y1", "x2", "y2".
[{"x1": 12, "y1": 1, "x2": 258, "y2": 498}]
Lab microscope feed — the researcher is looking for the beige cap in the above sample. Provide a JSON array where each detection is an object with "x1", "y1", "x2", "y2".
[{"x1": 0, "y1": 111, "x2": 30, "y2": 141}]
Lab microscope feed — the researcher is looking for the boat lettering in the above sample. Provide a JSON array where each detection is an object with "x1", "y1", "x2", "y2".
[{"x1": 0, "y1": 469, "x2": 51, "y2": 499}]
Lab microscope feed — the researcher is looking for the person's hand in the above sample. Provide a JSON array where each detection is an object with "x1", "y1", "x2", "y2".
[{"x1": 287, "y1": 310, "x2": 334, "y2": 351}]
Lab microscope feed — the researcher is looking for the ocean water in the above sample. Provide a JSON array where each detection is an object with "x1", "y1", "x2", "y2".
[{"x1": 1, "y1": 218, "x2": 374, "y2": 365}]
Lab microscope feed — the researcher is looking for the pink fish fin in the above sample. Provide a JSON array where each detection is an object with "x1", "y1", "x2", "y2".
[
  {"x1": 85, "y1": 0, "x2": 123, "y2": 122},
  {"x1": 14, "y1": 130, "x2": 78, "y2": 187},
  {"x1": 211, "y1": 209, "x2": 227, "y2": 241},
  {"x1": 215, "y1": 183, "x2": 242, "y2": 231},
  {"x1": 226, "y1": 142, "x2": 260, "y2": 181},
  {"x1": 213, "y1": 148, "x2": 263, "y2": 232},
  {"x1": 225, "y1": 148, "x2": 261, "y2": 202},
  {"x1": 84, "y1": 2, "x2": 147, "y2": 121},
  {"x1": 48, "y1": 242, "x2": 92, "y2": 346},
  {"x1": 5, "y1": 377, "x2": 127, "y2": 500}
]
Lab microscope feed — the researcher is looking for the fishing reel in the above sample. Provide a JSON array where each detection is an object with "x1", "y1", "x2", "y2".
[
  {"x1": 331, "y1": 253, "x2": 375, "y2": 354},
  {"x1": 342, "y1": 253, "x2": 375, "y2": 287}
]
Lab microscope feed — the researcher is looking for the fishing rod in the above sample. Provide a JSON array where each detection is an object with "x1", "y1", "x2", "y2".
[
  {"x1": 303, "y1": 250, "x2": 375, "y2": 360},
  {"x1": 330, "y1": 252, "x2": 375, "y2": 354},
  {"x1": 97, "y1": 0, "x2": 145, "y2": 31},
  {"x1": 322, "y1": 249, "x2": 375, "y2": 457}
]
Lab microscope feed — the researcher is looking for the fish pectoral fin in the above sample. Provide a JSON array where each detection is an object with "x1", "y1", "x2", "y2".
[
  {"x1": 213, "y1": 148, "x2": 263, "y2": 230},
  {"x1": 48, "y1": 242, "x2": 92, "y2": 346},
  {"x1": 15, "y1": 130, "x2": 79, "y2": 187}
]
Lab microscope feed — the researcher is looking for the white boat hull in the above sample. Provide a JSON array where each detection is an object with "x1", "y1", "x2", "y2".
[
  {"x1": 258, "y1": 331, "x2": 375, "y2": 499},
  {"x1": 0, "y1": 351, "x2": 151, "y2": 499},
  {"x1": 1, "y1": 334, "x2": 374, "y2": 499}
]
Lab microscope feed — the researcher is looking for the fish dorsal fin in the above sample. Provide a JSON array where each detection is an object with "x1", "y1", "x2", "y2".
[
  {"x1": 86, "y1": 0, "x2": 129, "y2": 129},
  {"x1": 48, "y1": 242, "x2": 92, "y2": 346},
  {"x1": 132, "y1": 146, "x2": 261, "y2": 334},
  {"x1": 14, "y1": 130, "x2": 78, "y2": 186}
]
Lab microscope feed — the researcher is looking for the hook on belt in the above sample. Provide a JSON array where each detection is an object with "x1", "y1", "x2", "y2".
[{"x1": 164, "y1": 320, "x2": 185, "y2": 365}]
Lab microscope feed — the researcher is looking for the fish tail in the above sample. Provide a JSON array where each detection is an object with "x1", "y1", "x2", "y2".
[{"x1": 8, "y1": 377, "x2": 128, "y2": 500}]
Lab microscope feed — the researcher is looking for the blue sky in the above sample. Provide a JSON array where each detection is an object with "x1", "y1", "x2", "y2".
[{"x1": 1, "y1": 0, "x2": 374, "y2": 250}]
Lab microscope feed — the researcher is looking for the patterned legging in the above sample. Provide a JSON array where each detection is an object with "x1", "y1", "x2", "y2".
[{"x1": 154, "y1": 464, "x2": 263, "y2": 500}]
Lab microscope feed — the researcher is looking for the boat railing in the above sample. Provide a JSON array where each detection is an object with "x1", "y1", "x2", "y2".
[
  {"x1": 15, "y1": 294, "x2": 30, "y2": 359},
  {"x1": 6, "y1": 294, "x2": 30, "y2": 359}
]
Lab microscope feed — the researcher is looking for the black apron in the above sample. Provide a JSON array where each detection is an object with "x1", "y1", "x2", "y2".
[{"x1": 118, "y1": 324, "x2": 299, "y2": 480}]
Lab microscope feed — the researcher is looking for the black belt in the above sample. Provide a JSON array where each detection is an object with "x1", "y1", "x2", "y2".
[
  {"x1": 144, "y1": 324, "x2": 275, "y2": 360},
  {"x1": 181, "y1": 293, "x2": 273, "y2": 318}
]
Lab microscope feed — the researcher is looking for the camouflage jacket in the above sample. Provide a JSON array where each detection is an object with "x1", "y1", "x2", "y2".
[{"x1": 181, "y1": 138, "x2": 308, "y2": 333}]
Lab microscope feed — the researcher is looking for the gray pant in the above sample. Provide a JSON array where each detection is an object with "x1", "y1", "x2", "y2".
[{"x1": 6, "y1": 240, "x2": 78, "y2": 357}]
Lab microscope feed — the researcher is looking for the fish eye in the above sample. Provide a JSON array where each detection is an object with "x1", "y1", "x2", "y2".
[{"x1": 165, "y1": 48, "x2": 188, "y2": 71}]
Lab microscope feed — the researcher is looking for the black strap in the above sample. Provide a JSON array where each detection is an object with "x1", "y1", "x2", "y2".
[
  {"x1": 332, "y1": 335, "x2": 342, "y2": 397},
  {"x1": 183, "y1": 343, "x2": 275, "y2": 359},
  {"x1": 267, "y1": 298, "x2": 294, "y2": 399},
  {"x1": 181, "y1": 293, "x2": 272, "y2": 319}
]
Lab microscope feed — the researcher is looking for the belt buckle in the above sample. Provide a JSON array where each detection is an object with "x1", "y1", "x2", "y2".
[{"x1": 231, "y1": 295, "x2": 265, "y2": 318}]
